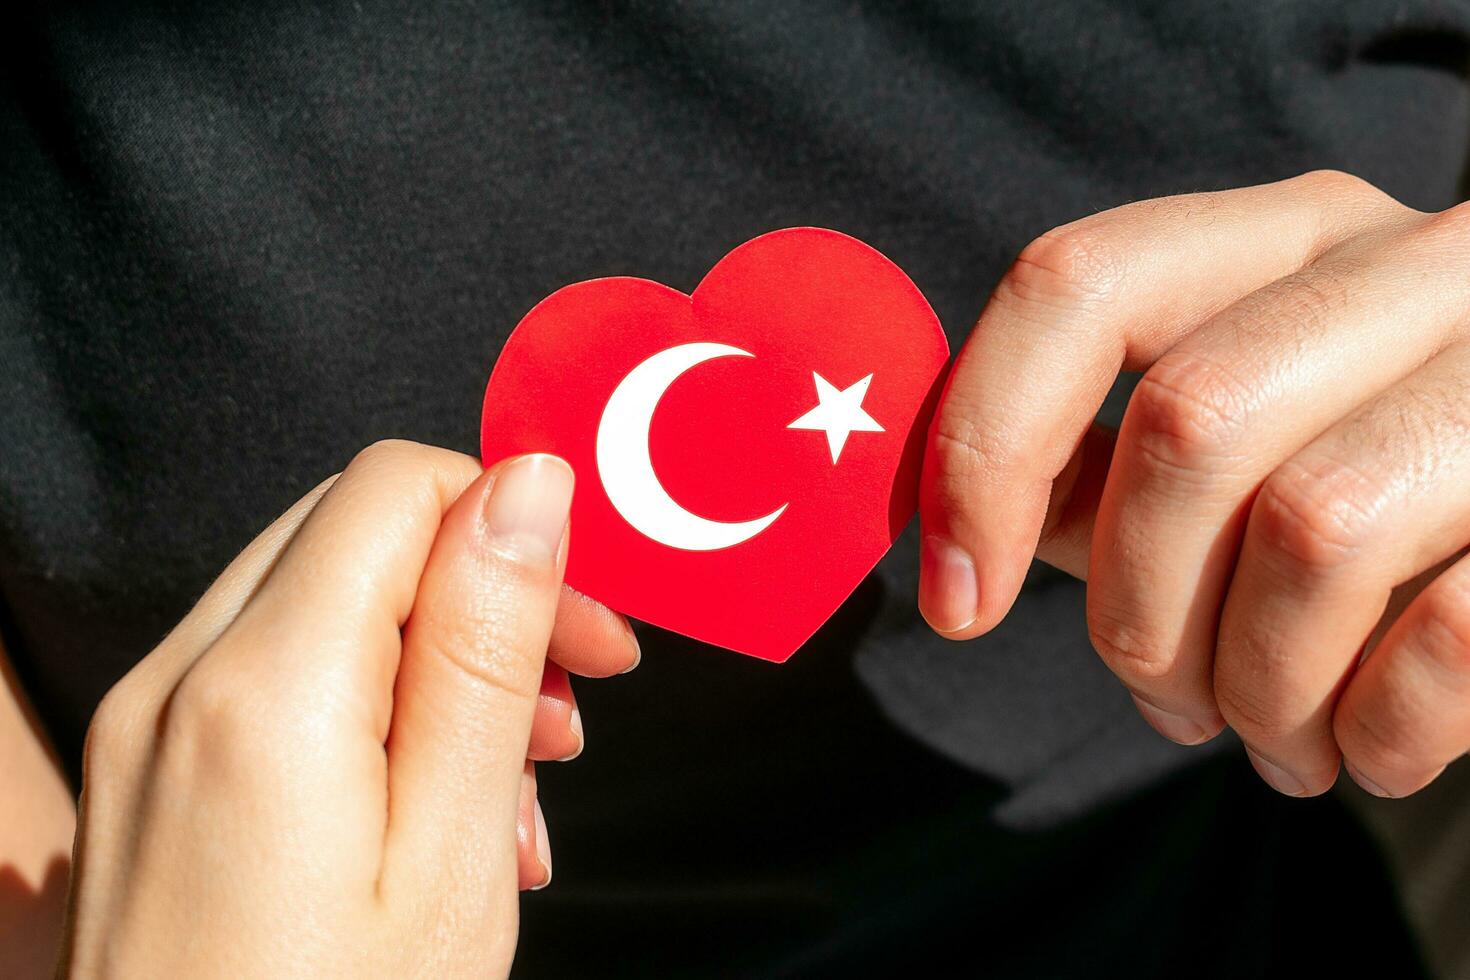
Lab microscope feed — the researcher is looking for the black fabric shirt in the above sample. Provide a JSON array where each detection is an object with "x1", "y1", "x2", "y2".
[{"x1": 3, "y1": 2, "x2": 1468, "y2": 976}]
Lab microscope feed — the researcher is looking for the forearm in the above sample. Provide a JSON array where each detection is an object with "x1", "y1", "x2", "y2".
[{"x1": 0, "y1": 636, "x2": 75, "y2": 980}]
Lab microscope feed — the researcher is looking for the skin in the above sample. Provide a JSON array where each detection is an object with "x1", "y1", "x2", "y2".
[
  {"x1": 4, "y1": 169, "x2": 1469, "y2": 968},
  {"x1": 0, "y1": 441, "x2": 643, "y2": 976},
  {"x1": 920, "y1": 170, "x2": 1470, "y2": 800},
  {"x1": 51, "y1": 441, "x2": 636, "y2": 977}
]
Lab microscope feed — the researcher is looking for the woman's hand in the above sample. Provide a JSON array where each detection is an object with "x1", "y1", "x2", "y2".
[
  {"x1": 60, "y1": 441, "x2": 636, "y2": 977},
  {"x1": 919, "y1": 171, "x2": 1470, "y2": 799}
]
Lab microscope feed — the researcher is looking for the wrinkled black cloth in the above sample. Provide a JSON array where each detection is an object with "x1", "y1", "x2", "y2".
[{"x1": 2, "y1": 2, "x2": 1467, "y2": 976}]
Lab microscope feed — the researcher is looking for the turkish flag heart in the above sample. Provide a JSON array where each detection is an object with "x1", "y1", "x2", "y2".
[{"x1": 481, "y1": 227, "x2": 949, "y2": 662}]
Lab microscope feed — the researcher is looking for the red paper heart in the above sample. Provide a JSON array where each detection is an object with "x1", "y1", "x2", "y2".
[{"x1": 481, "y1": 228, "x2": 949, "y2": 661}]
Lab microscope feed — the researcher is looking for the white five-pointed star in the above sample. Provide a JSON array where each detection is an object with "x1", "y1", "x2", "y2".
[{"x1": 787, "y1": 372, "x2": 884, "y2": 463}]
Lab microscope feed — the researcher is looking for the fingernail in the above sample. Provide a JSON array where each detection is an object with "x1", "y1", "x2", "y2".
[
  {"x1": 483, "y1": 454, "x2": 574, "y2": 563},
  {"x1": 919, "y1": 535, "x2": 978, "y2": 634},
  {"x1": 1245, "y1": 747, "x2": 1308, "y2": 797},
  {"x1": 530, "y1": 799, "x2": 552, "y2": 890},
  {"x1": 559, "y1": 708, "x2": 584, "y2": 762},
  {"x1": 1130, "y1": 695, "x2": 1216, "y2": 746},
  {"x1": 1343, "y1": 760, "x2": 1392, "y2": 798}
]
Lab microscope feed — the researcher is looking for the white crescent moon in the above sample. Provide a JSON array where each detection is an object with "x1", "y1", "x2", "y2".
[{"x1": 596, "y1": 342, "x2": 788, "y2": 551}]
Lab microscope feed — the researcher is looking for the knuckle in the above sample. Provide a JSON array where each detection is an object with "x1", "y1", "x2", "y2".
[
  {"x1": 1287, "y1": 170, "x2": 1407, "y2": 243},
  {"x1": 1407, "y1": 202, "x2": 1470, "y2": 276},
  {"x1": 1213, "y1": 671, "x2": 1297, "y2": 744},
  {"x1": 1410, "y1": 580, "x2": 1470, "y2": 680},
  {"x1": 1420, "y1": 199, "x2": 1470, "y2": 239},
  {"x1": 349, "y1": 438, "x2": 428, "y2": 476},
  {"x1": 1250, "y1": 462, "x2": 1380, "y2": 573},
  {"x1": 164, "y1": 661, "x2": 292, "y2": 773},
  {"x1": 417, "y1": 565, "x2": 555, "y2": 702},
  {"x1": 84, "y1": 679, "x2": 147, "y2": 776},
  {"x1": 1240, "y1": 264, "x2": 1351, "y2": 343},
  {"x1": 1335, "y1": 703, "x2": 1419, "y2": 781},
  {"x1": 344, "y1": 439, "x2": 480, "y2": 508},
  {"x1": 1341, "y1": 380, "x2": 1470, "y2": 489},
  {"x1": 420, "y1": 619, "x2": 545, "y2": 703},
  {"x1": 1087, "y1": 605, "x2": 1174, "y2": 682},
  {"x1": 171, "y1": 658, "x2": 237, "y2": 720},
  {"x1": 931, "y1": 408, "x2": 1015, "y2": 487},
  {"x1": 1301, "y1": 168, "x2": 1381, "y2": 202},
  {"x1": 1001, "y1": 226, "x2": 1126, "y2": 310},
  {"x1": 1126, "y1": 355, "x2": 1254, "y2": 474},
  {"x1": 1297, "y1": 169, "x2": 1404, "y2": 218}
]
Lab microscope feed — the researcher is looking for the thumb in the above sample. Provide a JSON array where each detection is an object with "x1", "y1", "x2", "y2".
[{"x1": 380, "y1": 453, "x2": 573, "y2": 903}]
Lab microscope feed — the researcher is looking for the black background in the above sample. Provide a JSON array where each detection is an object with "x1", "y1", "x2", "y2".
[{"x1": 3, "y1": 2, "x2": 1468, "y2": 975}]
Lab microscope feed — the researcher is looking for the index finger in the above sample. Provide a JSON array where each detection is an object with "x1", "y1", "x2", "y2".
[{"x1": 918, "y1": 171, "x2": 1382, "y2": 638}]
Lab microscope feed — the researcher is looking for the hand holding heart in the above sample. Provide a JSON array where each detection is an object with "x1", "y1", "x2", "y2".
[
  {"x1": 61, "y1": 443, "x2": 637, "y2": 978},
  {"x1": 920, "y1": 170, "x2": 1470, "y2": 800},
  {"x1": 61, "y1": 173, "x2": 1470, "y2": 975},
  {"x1": 481, "y1": 204, "x2": 1470, "y2": 802}
]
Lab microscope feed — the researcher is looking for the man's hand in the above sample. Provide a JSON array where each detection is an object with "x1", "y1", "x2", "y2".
[
  {"x1": 60, "y1": 443, "x2": 636, "y2": 978},
  {"x1": 920, "y1": 171, "x2": 1470, "y2": 799}
]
